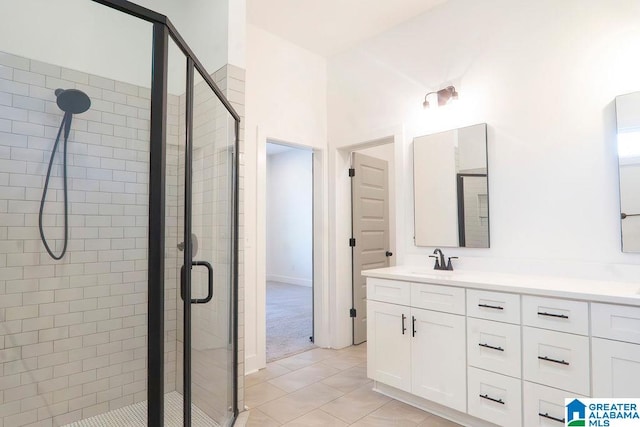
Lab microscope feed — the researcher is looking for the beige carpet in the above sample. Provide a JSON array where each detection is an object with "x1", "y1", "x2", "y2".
[{"x1": 266, "y1": 281, "x2": 315, "y2": 362}]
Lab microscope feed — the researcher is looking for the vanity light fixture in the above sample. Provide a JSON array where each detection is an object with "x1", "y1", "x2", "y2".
[{"x1": 422, "y1": 85, "x2": 459, "y2": 108}]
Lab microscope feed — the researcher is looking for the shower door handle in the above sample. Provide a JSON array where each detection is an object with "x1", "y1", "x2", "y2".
[{"x1": 180, "y1": 261, "x2": 214, "y2": 304}]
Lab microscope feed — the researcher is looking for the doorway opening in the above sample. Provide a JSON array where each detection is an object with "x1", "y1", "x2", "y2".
[
  {"x1": 265, "y1": 142, "x2": 315, "y2": 361},
  {"x1": 350, "y1": 139, "x2": 396, "y2": 345}
]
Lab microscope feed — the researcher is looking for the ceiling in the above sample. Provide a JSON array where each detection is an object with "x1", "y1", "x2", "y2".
[{"x1": 247, "y1": 0, "x2": 448, "y2": 57}]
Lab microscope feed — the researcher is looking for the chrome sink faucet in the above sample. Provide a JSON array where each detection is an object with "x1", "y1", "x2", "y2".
[{"x1": 429, "y1": 248, "x2": 458, "y2": 271}]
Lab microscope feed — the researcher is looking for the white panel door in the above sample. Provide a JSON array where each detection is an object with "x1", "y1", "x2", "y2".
[
  {"x1": 352, "y1": 152, "x2": 390, "y2": 344},
  {"x1": 411, "y1": 307, "x2": 466, "y2": 412},
  {"x1": 366, "y1": 300, "x2": 411, "y2": 392}
]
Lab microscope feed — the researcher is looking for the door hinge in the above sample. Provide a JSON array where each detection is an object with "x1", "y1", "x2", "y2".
[
  {"x1": 350, "y1": 308, "x2": 357, "y2": 318},
  {"x1": 348, "y1": 168, "x2": 355, "y2": 177},
  {"x1": 349, "y1": 238, "x2": 356, "y2": 247}
]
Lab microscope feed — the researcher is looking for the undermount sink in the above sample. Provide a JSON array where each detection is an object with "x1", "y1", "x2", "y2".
[{"x1": 408, "y1": 269, "x2": 455, "y2": 276}]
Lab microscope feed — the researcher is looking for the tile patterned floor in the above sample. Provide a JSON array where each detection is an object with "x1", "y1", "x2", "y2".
[
  {"x1": 62, "y1": 391, "x2": 217, "y2": 426},
  {"x1": 244, "y1": 344, "x2": 462, "y2": 426}
]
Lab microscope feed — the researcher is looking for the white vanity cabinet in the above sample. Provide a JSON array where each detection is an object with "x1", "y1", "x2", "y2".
[
  {"x1": 364, "y1": 270, "x2": 640, "y2": 427},
  {"x1": 366, "y1": 279, "x2": 467, "y2": 412},
  {"x1": 591, "y1": 303, "x2": 640, "y2": 397}
]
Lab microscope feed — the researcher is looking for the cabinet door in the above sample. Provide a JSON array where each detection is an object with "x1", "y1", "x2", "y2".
[
  {"x1": 411, "y1": 307, "x2": 466, "y2": 412},
  {"x1": 366, "y1": 300, "x2": 411, "y2": 392},
  {"x1": 592, "y1": 337, "x2": 640, "y2": 397}
]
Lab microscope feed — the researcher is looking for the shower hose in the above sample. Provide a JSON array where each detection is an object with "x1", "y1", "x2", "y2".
[{"x1": 39, "y1": 112, "x2": 73, "y2": 260}]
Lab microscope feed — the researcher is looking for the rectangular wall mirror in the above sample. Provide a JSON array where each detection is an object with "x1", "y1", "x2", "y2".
[
  {"x1": 616, "y1": 91, "x2": 640, "y2": 252},
  {"x1": 413, "y1": 123, "x2": 489, "y2": 248}
]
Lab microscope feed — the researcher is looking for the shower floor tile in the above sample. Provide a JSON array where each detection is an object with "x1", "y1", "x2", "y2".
[{"x1": 62, "y1": 391, "x2": 218, "y2": 427}]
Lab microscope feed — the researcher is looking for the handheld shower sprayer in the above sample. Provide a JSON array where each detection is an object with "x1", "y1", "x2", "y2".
[{"x1": 39, "y1": 88, "x2": 91, "y2": 260}]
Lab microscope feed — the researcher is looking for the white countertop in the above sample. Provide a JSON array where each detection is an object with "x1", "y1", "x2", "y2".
[{"x1": 362, "y1": 266, "x2": 640, "y2": 306}]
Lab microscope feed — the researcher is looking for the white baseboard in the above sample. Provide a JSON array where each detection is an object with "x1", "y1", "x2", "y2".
[
  {"x1": 244, "y1": 353, "x2": 263, "y2": 375},
  {"x1": 373, "y1": 382, "x2": 497, "y2": 427},
  {"x1": 266, "y1": 274, "x2": 312, "y2": 287}
]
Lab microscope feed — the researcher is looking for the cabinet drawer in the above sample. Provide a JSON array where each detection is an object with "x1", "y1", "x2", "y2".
[
  {"x1": 522, "y1": 327, "x2": 590, "y2": 395},
  {"x1": 523, "y1": 382, "x2": 585, "y2": 427},
  {"x1": 592, "y1": 337, "x2": 640, "y2": 398},
  {"x1": 468, "y1": 367, "x2": 522, "y2": 427},
  {"x1": 522, "y1": 296, "x2": 588, "y2": 335},
  {"x1": 468, "y1": 318, "x2": 521, "y2": 378},
  {"x1": 367, "y1": 278, "x2": 411, "y2": 305},
  {"x1": 592, "y1": 303, "x2": 640, "y2": 344},
  {"x1": 410, "y1": 282, "x2": 465, "y2": 314},
  {"x1": 467, "y1": 289, "x2": 520, "y2": 324}
]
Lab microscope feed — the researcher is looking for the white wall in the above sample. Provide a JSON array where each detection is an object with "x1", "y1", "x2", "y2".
[
  {"x1": 327, "y1": 0, "x2": 640, "y2": 348},
  {"x1": 0, "y1": 0, "x2": 152, "y2": 87},
  {"x1": 244, "y1": 23, "x2": 328, "y2": 372},
  {"x1": 266, "y1": 148, "x2": 313, "y2": 286},
  {"x1": 0, "y1": 0, "x2": 242, "y2": 90}
]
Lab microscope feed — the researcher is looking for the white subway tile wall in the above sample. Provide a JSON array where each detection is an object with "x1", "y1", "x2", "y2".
[
  {"x1": 0, "y1": 51, "x2": 164, "y2": 427},
  {"x1": 461, "y1": 176, "x2": 489, "y2": 248},
  {"x1": 0, "y1": 50, "x2": 244, "y2": 427}
]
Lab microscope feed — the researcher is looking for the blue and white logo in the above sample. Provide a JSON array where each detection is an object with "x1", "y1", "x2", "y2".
[
  {"x1": 566, "y1": 399, "x2": 586, "y2": 426},
  {"x1": 565, "y1": 398, "x2": 640, "y2": 427}
]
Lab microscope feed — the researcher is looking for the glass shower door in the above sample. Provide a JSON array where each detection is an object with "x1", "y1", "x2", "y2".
[
  {"x1": 178, "y1": 64, "x2": 236, "y2": 426},
  {"x1": 186, "y1": 67, "x2": 236, "y2": 427}
]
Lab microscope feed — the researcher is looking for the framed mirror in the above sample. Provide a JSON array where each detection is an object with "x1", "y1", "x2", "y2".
[
  {"x1": 413, "y1": 123, "x2": 489, "y2": 248},
  {"x1": 616, "y1": 91, "x2": 640, "y2": 252}
]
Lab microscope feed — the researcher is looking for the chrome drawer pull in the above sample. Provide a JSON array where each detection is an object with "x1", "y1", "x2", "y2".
[
  {"x1": 539, "y1": 412, "x2": 565, "y2": 423},
  {"x1": 538, "y1": 355, "x2": 569, "y2": 365},
  {"x1": 537, "y1": 311, "x2": 569, "y2": 319},
  {"x1": 479, "y1": 394, "x2": 504, "y2": 404},
  {"x1": 478, "y1": 343, "x2": 504, "y2": 352},
  {"x1": 478, "y1": 303, "x2": 504, "y2": 310}
]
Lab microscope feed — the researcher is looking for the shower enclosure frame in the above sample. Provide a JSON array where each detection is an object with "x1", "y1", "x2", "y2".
[{"x1": 89, "y1": 1, "x2": 241, "y2": 425}]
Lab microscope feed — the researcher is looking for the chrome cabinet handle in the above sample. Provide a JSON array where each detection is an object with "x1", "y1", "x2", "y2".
[
  {"x1": 478, "y1": 343, "x2": 504, "y2": 352},
  {"x1": 537, "y1": 311, "x2": 569, "y2": 319},
  {"x1": 539, "y1": 412, "x2": 565, "y2": 423},
  {"x1": 538, "y1": 355, "x2": 569, "y2": 365},
  {"x1": 478, "y1": 303, "x2": 503, "y2": 310},
  {"x1": 479, "y1": 394, "x2": 504, "y2": 404}
]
